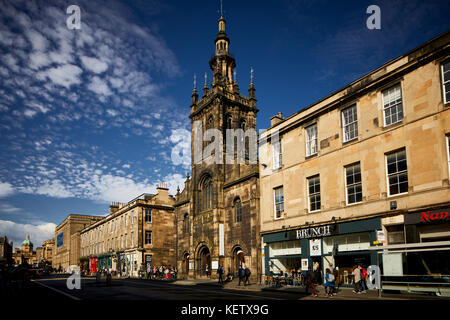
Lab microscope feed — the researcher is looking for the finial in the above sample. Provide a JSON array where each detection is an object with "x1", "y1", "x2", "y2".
[
  {"x1": 219, "y1": 0, "x2": 223, "y2": 18},
  {"x1": 193, "y1": 74, "x2": 197, "y2": 89},
  {"x1": 186, "y1": 172, "x2": 190, "y2": 180},
  {"x1": 250, "y1": 67, "x2": 254, "y2": 84},
  {"x1": 204, "y1": 72, "x2": 208, "y2": 86},
  {"x1": 233, "y1": 70, "x2": 237, "y2": 82}
]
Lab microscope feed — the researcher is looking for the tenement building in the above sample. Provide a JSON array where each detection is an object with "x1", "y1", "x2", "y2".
[
  {"x1": 80, "y1": 184, "x2": 176, "y2": 277},
  {"x1": 53, "y1": 214, "x2": 103, "y2": 271},
  {"x1": 175, "y1": 15, "x2": 260, "y2": 281},
  {"x1": 259, "y1": 31, "x2": 450, "y2": 292}
]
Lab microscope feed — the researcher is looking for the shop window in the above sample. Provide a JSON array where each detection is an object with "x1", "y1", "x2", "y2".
[
  {"x1": 342, "y1": 105, "x2": 358, "y2": 142},
  {"x1": 307, "y1": 175, "x2": 321, "y2": 212},
  {"x1": 386, "y1": 225, "x2": 405, "y2": 244},
  {"x1": 442, "y1": 61, "x2": 450, "y2": 104},
  {"x1": 345, "y1": 162, "x2": 362, "y2": 204},
  {"x1": 382, "y1": 84, "x2": 403, "y2": 126},
  {"x1": 305, "y1": 124, "x2": 318, "y2": 157},
  {"x1": 274, "y1": 186, "x2": 284, "y2": 219},
  {"x1": 386, "y1": 149, "x2": 408, "y2": 196}
]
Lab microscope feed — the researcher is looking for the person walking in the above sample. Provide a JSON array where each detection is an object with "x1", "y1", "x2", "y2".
[
  {"x1": 217, "y1": 265, "x2": 224, "y2": 284},
  {"x1": 305, "y1": 266, "x2": 319, "y2": 297},
  {"x1": 238, "y1": 266, "x2": 245, "y2": 286},
  {"x1": 146, "y1": 265, "x2": 151, "y2": 279},
  {"x1": 332, "y1": 266, "x2": 339, "y2": 295},
  {"x1": 244, "y1": 266, "x2": 251, "y2": 286},
  {"x1": 324, "y1": 268, "x2": 335, "y2": 297},
  {"x1": 359, "y1": 265, "x2": 368, "y2": 293},
  {"x1": 352, "y1": 265, "x2": 362, "y2": 294}
]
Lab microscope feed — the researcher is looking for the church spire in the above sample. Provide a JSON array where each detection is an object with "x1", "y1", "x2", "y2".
[{"x1": 210, "y1": 3, "x2": 235, "y2": 88}]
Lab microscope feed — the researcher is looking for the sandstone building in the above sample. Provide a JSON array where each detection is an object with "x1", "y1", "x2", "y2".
[
  {"x1": 259, "y1": 31, "x2": 450, "y2": 291},
  {"x1": 53, "y1": 214, "x2": 103, "y2": 271},
  {"x1": 80, "y1": 184, "x2": 176, "y2": 277},
  {"x1": 175, "y1": 15, "x2": 260, "y2": 281}
]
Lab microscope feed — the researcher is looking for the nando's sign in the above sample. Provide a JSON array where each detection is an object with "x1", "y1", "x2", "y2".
[
  {"x1": 404, "y1": 208, "x2": 450, "y2": 225},
  {"x1": 289, "y1": 224, "x2": 338, "y2": 240}
]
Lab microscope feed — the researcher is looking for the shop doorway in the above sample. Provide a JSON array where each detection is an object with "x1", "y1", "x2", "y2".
[
  {"x1": 197, "y1": 245, "x2": 211, "y2": 277},
  {"x1": 334, "y1": 253, "x2": 371, "y2": 285}
]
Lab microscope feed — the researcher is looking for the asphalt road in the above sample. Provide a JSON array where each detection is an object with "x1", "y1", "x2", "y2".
[{"x1": 29, "y1": 275, "x2": 308, "y2": 301}]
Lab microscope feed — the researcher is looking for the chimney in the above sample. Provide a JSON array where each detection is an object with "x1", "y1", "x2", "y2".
[
  {"x1": 157, "y1": 182, "x2": 169, "y2": 196},
  {"x1": 109, "y1": 202, "x2": 119, "y2": 214},
  {"x1": 270, "y1": 112, "x2": 284, "y2": 127}
]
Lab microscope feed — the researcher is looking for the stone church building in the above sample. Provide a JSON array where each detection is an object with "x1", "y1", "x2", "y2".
[{"x1": 175, "y1": 16, "x2": 260, "y2": 282}]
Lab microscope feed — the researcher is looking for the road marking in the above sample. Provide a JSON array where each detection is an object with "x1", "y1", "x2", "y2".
[{"x1": 32, "y1": 280, "x2": 82, "y2": 301}]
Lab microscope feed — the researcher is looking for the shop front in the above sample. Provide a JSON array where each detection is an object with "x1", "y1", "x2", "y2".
[
  {"x1": 376, "y1": 207, "x2": 450, "y2": 296},
  {"x1": 98, "y1": 254, "x2": 112, "y2": 272},
  {"x1": 262, "y1": 217, "x2": 381, "y2": 286},
  {"x1": 89, "y1": 256, "x2": 98, "y2": 274}
]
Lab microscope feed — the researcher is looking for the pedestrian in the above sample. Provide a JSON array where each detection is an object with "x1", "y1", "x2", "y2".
[
  {"x1": 147, "y1": 265, "x2": 151, "y2": 279},
  {"x1": 332, "y1": 266, "x2": 339, "y2": 295},
  {"x1": 153, "y1": 266, "x2": 157, "y2": 280},
  {"x1": 352, "y1": 265, "x2": 361, "y2": 294},
  {"x1": 359, "y1": 265, "x2": 368, "y2": 293},
  {"x1": 238, "y1": 265, "x2": 245, "y2": 286},
  {"x1": 305, "y1": 266, "x2": 319, "y2": 297},
  {"x1": 164, "y1": 266, "x2": 170, "y2": 280},
  {"x1": 244, "y1": 266, "x2": 251, "y2": 285},
  {"x1": 324, "y1": 268, "x2": 335, "y2": 297},
  {"x1": 205, "y1": 264, "x2": 209, "y2": 277},
  {"x1": 174, "y1": 266, "x2": 178, "y2": 280},
  {"x1": 159, "y1": 266, "x2": 163, "y2": 280},
  {"x1": 217, "y1": 265, "x2": 224, "y2": 284}
]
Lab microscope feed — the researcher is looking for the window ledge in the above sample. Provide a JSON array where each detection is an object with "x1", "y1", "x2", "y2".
[{"x1": 382, "y1": 120, "x2": 403, "y2": 130}]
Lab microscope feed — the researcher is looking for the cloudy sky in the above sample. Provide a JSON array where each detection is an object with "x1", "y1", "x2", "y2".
[{"x1": 0, "y1": 0, "x2": 449, "y2": 249}]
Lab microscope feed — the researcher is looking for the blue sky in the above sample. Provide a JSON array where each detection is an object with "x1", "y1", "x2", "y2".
[{"x1": 0, "y1": 0, "x2": 449, "y2": 249}]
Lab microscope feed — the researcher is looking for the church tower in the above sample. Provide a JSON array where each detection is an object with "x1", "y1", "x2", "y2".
[{"x1": 175, "y1": 12, "x2": 261, "y2": 282}]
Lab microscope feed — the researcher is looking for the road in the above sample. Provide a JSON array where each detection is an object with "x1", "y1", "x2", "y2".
[{"x1": 29, "y1": 275, "x2": 307, "y2": 301}]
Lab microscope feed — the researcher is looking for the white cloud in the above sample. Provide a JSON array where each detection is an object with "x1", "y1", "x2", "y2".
[
  {"x1": 0, "y1": 182, "x2": 14, "y2": 198},
  {"x1": 87, "y1": 76, "x2": 112, "y2": 96},
  {"x1": 80, "y1": 56, "x2": 108, "y2": 74},
  {"x1": 38, "y1": 64, "x2": 83, "y2": 88},
  {"x1": 23, "y1": 180, "x2": 74, "y2": 198},
  {"x1": 0, "y1": 220, "x2": 56, "y2": 249}
]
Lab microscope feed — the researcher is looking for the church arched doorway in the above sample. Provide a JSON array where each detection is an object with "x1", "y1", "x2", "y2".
[
  {"x1": 232, "y1": 246, "x2": 245, "y2": 276},
  {"x1": 197, "y1": 245, "x2": 211, "y2": 277},
  {"x1": 183, "y1": 252, "x2": 190, "y2": 277}
]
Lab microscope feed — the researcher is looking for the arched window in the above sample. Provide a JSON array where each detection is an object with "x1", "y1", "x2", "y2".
[
  {"x1": 183, "y1": 213, "x2": 189, "y2": 234},
  {"x1": 234, "y1": 197, "x2": 242, "y2": 223},
  {"x1": 203, "y1": 178, "x2": 213, "y2": 210}
]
